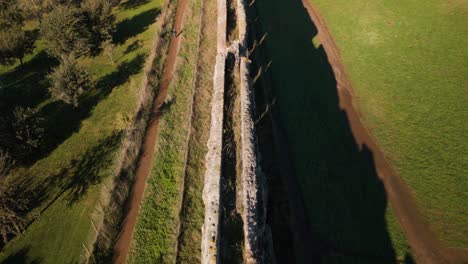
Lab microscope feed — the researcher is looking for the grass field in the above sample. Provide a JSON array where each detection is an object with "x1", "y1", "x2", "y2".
[
  {"x1": 311, "y1": 0, "x2": 468, "y2": 249},
  {"x1": 253, "y1": 0, "x2": 411, "y2": 262},
  {"x1": 175, "y1": 0, "x2": 216, "y2": 261},
  {"x1": 127, "y1": 0, "x2": 203, "y2": 261},
  {"x1": 0, "y1": 0, "x2": 163, "y2": 263}
]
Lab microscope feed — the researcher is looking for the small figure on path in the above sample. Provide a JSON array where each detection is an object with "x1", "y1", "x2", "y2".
[{"x1": 172, "y1": 28, "x2": 177, "y2": 37}]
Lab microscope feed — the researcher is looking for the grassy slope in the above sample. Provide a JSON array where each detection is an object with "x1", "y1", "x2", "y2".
[
  {"x1": 254, "y1": 0, "x2": 410, "y2": 262},
  {"x1": 311, "y1": 0, "x2": 468, "y2": 248},
  {"x1": 128, "y1": 0, "x2": 201, "y2": 262},
  {"x1": 175, "y1": 0, "x2": 216, "y2": 261},
  {"x1": 0, "y1": 1, "x2": 163, "y2": 263}
]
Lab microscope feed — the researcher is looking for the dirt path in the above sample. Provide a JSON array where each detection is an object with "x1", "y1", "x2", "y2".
[
  {"x1": 301, "y1": 1, "x2": 468, "y2": 263},
  {"x1": 112, "y1": 0, "x2": 188, "y2": 262}
]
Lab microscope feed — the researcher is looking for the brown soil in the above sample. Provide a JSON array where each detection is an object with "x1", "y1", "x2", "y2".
[
  {"x1": 112, "y1": 0, "x2": 188, "y2": 262},
  {"x1": 301, "y1": 1, "x2": 468, "y2": 264}
]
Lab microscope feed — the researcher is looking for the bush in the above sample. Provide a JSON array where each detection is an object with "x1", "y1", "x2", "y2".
[{"x1": 48, "y1": 55, "x2": 92, "y2": 107}]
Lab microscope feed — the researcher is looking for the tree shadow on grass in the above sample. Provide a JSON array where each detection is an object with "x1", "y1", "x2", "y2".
[
  {"x1": 250, "y1": 0, "x2": 404, "y2": 263},
  {"x1": 26, "y1": 132, "x2": 122, "y2": 209},
  {"x1": 30, "y1": 53, "x2": 145, "y2": 165},
  {"x1": 94, "y1": 53, "x2": 146, "y2": 94},
  {"x1": 0, "y1": 246, "x2": 42, "y2": 264},
  {"x1": 120, "y1": 0, "x2": 150, "y2": 10},
  {"x1": 113, "y1": 8, "x2": 160, "y2": 45},
  {"x1": 0, "y1": 51, "x2": 56, "y2": 110},
  {"x1": 122, "y1": 40, "x2": 144, "y2": 58},
  {"x1": 64, "y1": 132, "x2": 122, "y2": 206}
]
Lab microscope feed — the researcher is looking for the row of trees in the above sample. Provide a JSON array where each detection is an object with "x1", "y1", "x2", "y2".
[
  {"x1": 43, "y1": 0, "x2": 117, "y2": 107},
  {"x1": 1, "y1": 0, "x2": 118, "y2": 106},
  {"x1": 0, "y1": 0, "x2": 120, "y2": 244}
]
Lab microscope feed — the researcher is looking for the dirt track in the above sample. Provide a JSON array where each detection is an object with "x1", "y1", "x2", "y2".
[
  {"x1": 112, "y1": 0, "x2": 188, "y2": 262},
  {"x1": 301, "y1": 1, "x2": 468, "y2": 263}
]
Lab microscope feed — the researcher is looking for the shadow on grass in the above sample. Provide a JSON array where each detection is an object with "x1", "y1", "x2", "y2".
[
  {"x1": 250, "y1": 0, "x2": 403, "y2": 263},
  {"x1": 0, "y1": 131, "x2": 120, "y2": 255},
  {"x1": 0, "y1": 246, "x2": 42, "y2": 264},
  {"x1": 120, "y1": 0, "x2": 150, "y2": 10},
  {"x1": 123, "y1": 40, "x2": 144, "y2": 57},
  {"x1": 24, "y1": 53, "x2": 145, "y2": 165},
  {"x1": 113, "y1": 8, "x2": 160, "y2": 45},
  {"x1": 32, "y1": 132, "x2": 122, "y2": 211},
  {"x1": 95, "y1": 53, "x2": 146, "y2": 92},
  {"x1": 0, "y1": 51, "x2": 56, "y2": 110},
  {"x1": 64, "y1": 132, "x2": 122, "y2": 206}
]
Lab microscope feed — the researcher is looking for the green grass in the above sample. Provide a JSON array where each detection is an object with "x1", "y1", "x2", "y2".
[
  {"x1": 127, "y1": 1, "x2": 202, "y2": 262},
  {"x1": 175, "y1": 0, "x2": 217, "y2": 262},
  {"x1": 311, "y1": 0, "x2": 468, "y2": 249},
  {"x1": 0, "y1": 0, "x2": 163, "y2": 263},
  {"x1": 253, "y1": 0, "x2": 411, "y2": 263}
]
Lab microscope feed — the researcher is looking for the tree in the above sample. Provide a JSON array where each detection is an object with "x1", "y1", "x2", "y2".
[
  {"x1": 0, "y1": 173, "x2": 29, "y2": 244},
  {"x1": 48, "y1": 55, "x2": 92, "y2": 107},
  {"x1": 19, "y1": 0, "x2": 83, "y2": 20},
  {"x1": 11, "y1": 106, "x2": 45, "y2": 154},
  {"x1": 0, "y1": 0, "x2": 24, "y2": 29},
  {"x1": 82, "y1": 0, "x2": 116, "y2": 53},
  {"x1": 0, "y1": 149, "x2": 27, "y2": 245},
  {"x1": 40, "y1": 5, "x2": 91, "y2": 58},
  {"x1": 0, "y1": 149, "x2": 14, "y2": 178},
  {"x1": 0, "y1": 27, "x2": 35, "y2": 65},
  {"x1": 0, "y1": 0, "x2": 34, "y2": 65},
  {"x1": 18, "y1": 0, "x2": 44, "y2": 20},
  {"x1": 0, "y1": 107, "x2": 44, "y2": 160}
]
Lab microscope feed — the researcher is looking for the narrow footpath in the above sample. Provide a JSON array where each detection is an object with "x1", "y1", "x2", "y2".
[{"x1": 112, "y1": 0, "x2": 189, "y2": 262}]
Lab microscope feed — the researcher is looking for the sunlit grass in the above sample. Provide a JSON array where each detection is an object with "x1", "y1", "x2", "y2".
[
  {"x1": 0, "y1": 0, "x2": 163, "y2": 263},
  {"x1": 312, "y1": 0, "x2": 468, "y2": 249},
  {"x1": 128, "y1": 0, "x2": 203, "y2": 261}
]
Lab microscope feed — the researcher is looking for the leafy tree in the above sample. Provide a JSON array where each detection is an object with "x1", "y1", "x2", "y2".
[
  {"x1": 12, "y1": 106, "x2": 45, "y2": 154},
  {"x1": 40, "y1": 5, "x2": 91, "y2": 57},
  {"x1": 0, "y1": 173, "x2": 29, "y2": 244},
  {"x1": 0, "y1": 27, "x2": 35, "y2": 65},
  {"x1": 0, "y1": 149, "x2": 14, "y2": 178},
  {"x1": 0, "y1": 0, "x2": 34, "y2": 65},
  {"x1": 0, "y1": 0, "x2": 24, "y2": 29},
  {"x1": 18, "y1": 0, "x2": 45, "y2": 20},
  {"x1": 0, "y1": 188, "x2": 28, "y2": 244},
  {"x1": 0, "y1": 149, "x2": 27, "y2": 245},
  {"x1": 48, "y1": 55, "x2": 92, "y2": 107},
  {"x1": 0, "y1": 107, "x2": 44, "y2": 160},
  {"x1": 82, "y1": 0, "x2": 116, "y2": 53}
]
